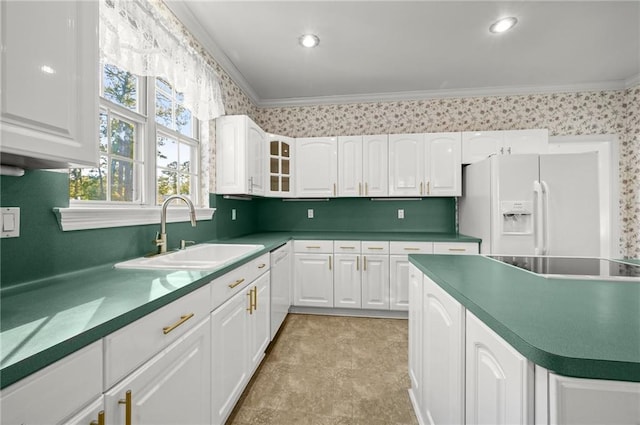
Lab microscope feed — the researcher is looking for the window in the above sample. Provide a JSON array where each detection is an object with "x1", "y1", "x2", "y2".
[{"x1": 69, "y1": 64, "x2": 200, "y2": 206}]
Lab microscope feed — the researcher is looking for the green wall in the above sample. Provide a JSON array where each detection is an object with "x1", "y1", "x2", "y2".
[
  {"x1": 0, "y1": 171, "x2": 217, "y2": 287},
  {"x1": 0, "y1": 172, "x2": 456, "y2": 287}
]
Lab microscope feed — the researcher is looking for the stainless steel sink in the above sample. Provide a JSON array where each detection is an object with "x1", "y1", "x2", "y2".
[{"x1": 114, "y1": 243, "x2": 264, "y2": 271}]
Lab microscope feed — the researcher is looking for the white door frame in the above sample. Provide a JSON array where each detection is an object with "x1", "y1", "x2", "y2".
[{"x1": 547, "y1": 134, "x2": 620, "y2": 259}]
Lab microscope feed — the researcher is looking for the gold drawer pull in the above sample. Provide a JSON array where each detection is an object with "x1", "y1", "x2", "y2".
[
  {"x1": 90, "y1": 411, "x2": 105, "y2": 425},
  {"x1": 364, "y1": 256, "x2": 367, "y2": 271},
  {"x1": 163, "y1": 313, "x2": 194, "y2": 334},
  {"x1": 367, "y1": 247, "x2": 384, "y2": 250},
  {"x1": 356, "y1": 256, "x2": 360, "y2": 271},
  {"x1": 339, "y1": 246, "x2": 356, "y2": 249},
  {"x1": 404, "y1": 247, "x2": 421, "y2": 251},
  {"x1": 118, "y1": 391, "x2": 132, "y2": 425},
  {"x1": 448, "y1": 248, "x2": 467, "y2": 252},
  {"x1": 228, "y1": 278, "x2": 245, "y2": 288},
  {"x1": 329, "y1": 256, "x2": 332, "y2": 270},
  {"x1": 258, "y1": 263, "x2": 266, "y2": 268},
  {"x1": 306, "y1": 245, "x2": 321, "y2": 249}
]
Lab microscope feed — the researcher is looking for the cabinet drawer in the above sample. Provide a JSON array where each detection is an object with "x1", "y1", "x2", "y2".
[
  {"x1": 294, "y1": 240, "x2": 333, "y2": 253},
  {"x1": 390, "y1": 241, "x2": 433, "y2": 255},
  {"x1": 432, "y1": 242, "x2": 478, "y2": 255},
  {"x1": 362, "y1": 241, "x2": 390, "y2": 254},
  {"x1": 211, "y1": 253, "x2": 270, "y2": 311},
  {"x1": 1, "y1": 341, "x2": 103, "y2": 425},
  {"x1": 104, "y1": 284, "x2": 210, "y2": 389},
  {"x1": 333, "y1": 240, "x2": 361, "y2": 253}
]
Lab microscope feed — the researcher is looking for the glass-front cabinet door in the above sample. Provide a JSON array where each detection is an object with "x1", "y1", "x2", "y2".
[{"x1": 267, "y1": 134, "x2": 294, "y2": 197}]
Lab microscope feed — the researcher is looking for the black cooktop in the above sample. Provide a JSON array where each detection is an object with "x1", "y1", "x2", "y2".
[{"x1": 488, "y1": 255, "x2": 640, "y2": 279}]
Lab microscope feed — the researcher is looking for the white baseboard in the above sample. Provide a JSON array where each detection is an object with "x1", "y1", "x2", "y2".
[{"x1": 288, "y1": 306, "x2": 408, "y2": 319}]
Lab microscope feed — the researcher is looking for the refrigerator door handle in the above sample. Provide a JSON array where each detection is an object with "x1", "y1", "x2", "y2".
[
  {"x1": 541, "y1": 180, "x2": 550, "y2": 255},
  {"x1": 533, "y1": 181, "x2": 543, "y2": 255}
]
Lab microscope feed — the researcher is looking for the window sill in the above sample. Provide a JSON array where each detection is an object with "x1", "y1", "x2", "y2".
[{"x1": 53, "y1": 206, "x2": 216, "y2": 231}]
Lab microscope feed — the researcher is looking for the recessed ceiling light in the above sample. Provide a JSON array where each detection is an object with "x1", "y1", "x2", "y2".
[
  {"x1": 299, "y1": 34, "x2": 320, "y2": 48},
  {"x1": 489, "y1": 17, "x2": 518, "y2": 34}
]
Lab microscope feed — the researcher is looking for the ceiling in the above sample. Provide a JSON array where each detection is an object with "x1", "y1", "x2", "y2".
[{"x1": 166, "y1": 1, "x2": 640, "y2": 107}]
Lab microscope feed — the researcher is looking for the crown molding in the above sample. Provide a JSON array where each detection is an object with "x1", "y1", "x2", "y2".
[
  {"x1": 164, "y1": 1, "x2": 261, "y2": 106},
  {"x1": 256, "y1": 80, "x2": 631, "y2": 108}
]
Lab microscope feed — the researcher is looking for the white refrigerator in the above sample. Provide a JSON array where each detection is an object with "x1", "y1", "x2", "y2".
[{"x1": 459, "y1": 152, "x2": 601, "y2": 256}]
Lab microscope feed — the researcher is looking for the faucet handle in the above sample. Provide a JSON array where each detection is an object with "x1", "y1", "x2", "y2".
[{"x1": 180, "y1": 240, "x2": 196, "y2": 250}]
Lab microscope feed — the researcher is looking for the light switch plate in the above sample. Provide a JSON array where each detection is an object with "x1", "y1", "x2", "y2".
[
  {"x1": 1, "y1": 207, "x2": 20, "y2": 238},
  {"x1": 307, "y1": 209, "x2": 314, "y2": 219},
  {"x1": 398, "y1": 209, "x2": 405, "y2": 219},
  {"x1": 231, "y1": 209, "x2": 236, "y2": 221}
]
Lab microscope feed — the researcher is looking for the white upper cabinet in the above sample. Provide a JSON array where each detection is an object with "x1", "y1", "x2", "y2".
[
  {"x1": 216, "y1": 115, "x2": 266, "y2": 196},
  {"x1": 295, "y1": 137, "x2": 338, "y2": 197},
  {"x1": 389, "y1": 134, "x2": 424, "y2": 196},
  {"x1": 389, "y1": 133, "x2": 461, "y2": 196},
  {"x1": 424, "y1": 132, "x2": 462, "y2": 196},
  {"x1": 0, "y1": 1, "x2": 99, "y2": 168},
  {"x1": 338, "y1": 135, "x2": 389, "y2": 197},
  {"x1": 338, "y1": 136, "x2": 363, "y2": 197},
  {"x1": 266, "y1": 134, "x2": 294, "y2": 197},
  {"x1": 362, "y1": 135, "x2": 389, "y2": 197},
  {"x1": 462, "y1": 129, "x2": 548, "y2": 164}
]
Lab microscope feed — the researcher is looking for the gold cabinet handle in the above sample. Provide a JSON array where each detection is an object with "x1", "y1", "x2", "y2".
[
  {"x1": 404, "y1": 247, "x2": 421, "y2": 251},
  {"x1": 364, "y1": 256, "x2": 367, "y2": 271},
  {"x1": 90, "y1": 411, "x2": 105, "y2": 425},
  {"x1": 228, "y1": 278, "x2": 245, "y2": 288},
  {"x1": 329, "y1": 256, "x2": 332, "y2": 270},
  {"x1": 163, "y1": 313, "x2": 194, "y2": 334},
  {"x1": 258, "y1": 264, "x2": 266, "y2": 269},
  {"x1": 358, "y1": 182, "x2": 362, "y2": 196},
  {"x1": 427, "y1": 181, "x2": 430, "y2": 195},
  {"x1": 367, "y1": 247, "x2": 384, "y2": 250},
  {"x1": 253, "y1": 286, "x2": 257, "y2": 310},
  {"x1": 448, "y1": 248, "x2": 467, "y2": 252},
  {"x1": 420, "y1": 182, "x2": 423, "y2": 195},
  {"x1": 118, "y1": 391, "x2": 132, "y2": 425},
  {"x1": 365, "y1": 182, "x2": 368, "y2": 196},
  {"x1": 333, "y1": 183, "x2": 337, "y2": 196},
  {"x1": 339, "y1": 246, "x2": 356, "y2": 249},
  {"x1": 306, "y1": 245, "x2": 321, "y2": 249},
  {"x1": 356, "y1": 256, "x2": 360, "y2": 271},
  {"x1": 247, "y1": 289, "x2": 253, "y2": 314}
]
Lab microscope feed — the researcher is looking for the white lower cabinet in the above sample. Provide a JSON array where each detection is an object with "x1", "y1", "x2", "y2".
[
  {"x1": 293, "y1": 241, "x2": 334, "y2": 307},
  {"x1": 362, "y1": 253, "x2": 390, "y2": 309},
  {"x1": 105, "y1": 317, "x2": 211, "y2": 425},
  {"x1": 408, "y1": 264, "x2": 424, "y2": 415},
  {"x1": 0, "y1": 341, "x2": 103, "y2": 425},
  {"x1": 547, "y1": 373, "x2": 640, "y2": 425},
  {"x1": 211, "y1": 273, "x2": 270, "y2": 425},
  {"x1": 270, "y1": 242, "x2": 292, "y2": 340},
  {"x1": 466, "y1": 311, "x2": 534, "y2": 425},
  {"x1": 423, "y1": 274, "x2": 465, "y2": 425},
  {"x1": 334, "y1": 253, "x2": 362, "y2": 308},
  {"x1": 390, "y1": 242, "x2": 434, "y2": 311}
]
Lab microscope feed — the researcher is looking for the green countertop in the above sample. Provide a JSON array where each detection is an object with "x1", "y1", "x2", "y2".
[
  {"x1": 409, "y1": 254, "x2": 640, "y2": 382},
  {"x1": 0, "y1": 231, "x2": 478, "y2": 389}
]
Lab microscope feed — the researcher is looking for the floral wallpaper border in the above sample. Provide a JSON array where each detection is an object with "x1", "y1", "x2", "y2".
[{"x1": 159, "y1": 1, "x2": 639, "y2": 259}]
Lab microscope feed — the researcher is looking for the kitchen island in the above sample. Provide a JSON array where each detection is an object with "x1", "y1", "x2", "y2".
[{"x1": 408, "y1": 254, "x2": 640, "y2": 425}]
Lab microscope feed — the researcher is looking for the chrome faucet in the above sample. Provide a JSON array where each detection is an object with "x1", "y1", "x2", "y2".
[{"x1": 155, "y1": 195, "x2": 197, "y2": 254}]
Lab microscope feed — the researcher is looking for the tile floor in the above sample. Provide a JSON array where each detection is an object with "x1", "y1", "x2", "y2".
[{"x1": 226, "y1": 314, "x2": 418, "y2": 425}]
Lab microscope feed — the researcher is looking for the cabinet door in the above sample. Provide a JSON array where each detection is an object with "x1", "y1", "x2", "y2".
[
  {"x1": 361, "y1": 254, "x2": 389, "y2": 309},
  {"x1": 462, "y1": 131, "x2": 505, "y2": 164},
  {"x1": 338, "y1": 136, "x2": 363, "y2": 197},
  {"x1": 62, "y1": 397, "x2": 104, "y2": 425},
  {"x1": 105, "y1": 318, "x2": 211, "y2": 425},
  {"x1": 270, "y1": 243, "x2": 291, "y2": 339},
  {"x1": 211, "y1": 290, "x2": 251, "y2": 425},
  {"x1": 423, "y1": 275, "x2": 465, "y2": 425},
  {"x1": 548, "y1": 373, "x2": 640, "y2": 425},
  {"x1": 295, "y1": 137, "x2": 338, "y2": 197},
  {"x1": 216, "y1": 116, "x2": 248, "y2": 194},
  {"x1": 408, "y1": 265, "x2": 424, "y2": 413},
  {"x1": 248, "y1": 273, "x2": 271, "y2": 371},
  {"x1": 425, "y1": 132, "x2": 462, "y2": 196},
  {"x1": 466, "y1": 311, "x2": 533, "y2": 425},
  {"x1": 363, "y1": 135, "x2": 389, "y2": 197},
  {"x1": 389, "y1": 255, "x2": 411, "y2": 311},
  {"x1": 267, "y1": 135, "x2": 294, "y2": 197},
  {"x1": 0, "y1": 1, "x2": 98, "y2": 168},
  {"x1": 389, "y1": 134, "x2": 424, "y2": 196},
  {"x1": 334, "y1": 254, "x2": 362, "y2": 308},
  {"x1": 293, "y1": 253, "x2": 334, "y2": 307},
  {"x1": 247, "y1": 120, "x2": 266, "y2": 196},
  {"x1": 503, "y1": 129, "x2": 548, "y2": 155}
]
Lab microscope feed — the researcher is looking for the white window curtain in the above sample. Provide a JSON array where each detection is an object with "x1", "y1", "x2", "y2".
[{"x1": 100, "y1": 0, "x2": 225, "y2": 121}]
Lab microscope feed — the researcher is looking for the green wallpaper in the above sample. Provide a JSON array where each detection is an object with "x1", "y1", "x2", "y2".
[
  {"x1": 256, "y1": 197, "x2": 456, "y2": 233},
  {"x1": 0, "y1": 171, "x2": 216, "y2": 287}
]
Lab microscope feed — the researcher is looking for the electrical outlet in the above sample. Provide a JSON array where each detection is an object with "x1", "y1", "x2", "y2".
[
  {"x1": 231, "y1": 209, "x2": 236, "y2": 221},
  {"x1": 398, "y1": 209, "x2": 405, "y2": 219},
  {"x1": 307, "y1": 209, "x2": 314, "y2": 219}
]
